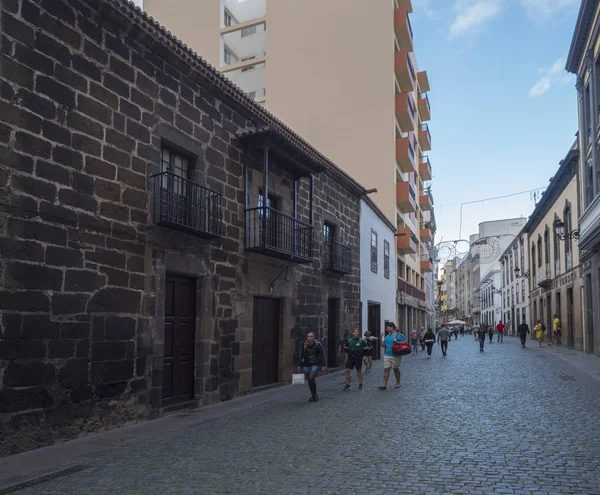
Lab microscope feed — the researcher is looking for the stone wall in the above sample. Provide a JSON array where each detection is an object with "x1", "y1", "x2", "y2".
[{"x1": 0, "y1": 0, "x2": 361, "y2": 455}]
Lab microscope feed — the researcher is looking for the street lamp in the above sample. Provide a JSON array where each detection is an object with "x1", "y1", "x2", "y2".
[
  {"x1": 514, "y1": 267, "x2": 530, "y2": 279},
  {"x1": 553, "y1": 218, "x2": 579, "y2": 241}
]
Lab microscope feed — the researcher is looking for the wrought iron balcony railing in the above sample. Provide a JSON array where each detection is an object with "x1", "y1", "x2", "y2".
[
  {"x1": 324, "y1": 240, "x2": 352, "y2": 274},
  {"x1": 151, "y1": 172, "x2": 222, "y2": 237},
  {"x1": 245, "y1": 206, "x2": 314, "y2": 262}
]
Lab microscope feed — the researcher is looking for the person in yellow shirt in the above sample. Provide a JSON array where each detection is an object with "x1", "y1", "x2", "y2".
[
  {"x1": 534, "y1": 320, "x2": 544, "y2": 347},
  {"x1": 551, "y1": 314, "x2": 562, "y2": 346}
]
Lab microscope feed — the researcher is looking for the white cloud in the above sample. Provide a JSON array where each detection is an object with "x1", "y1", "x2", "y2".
[
  {"x1": 448, "y1": 1, "x2": 502, "y2": 40},
  {"x1": 413, "y1": 0, "x2": 440, "y2": 19},
  {"x1": 517, "y1": 0, "x2": 579, "y2": 21},
  {"x1": 528, "y1": 57, "x2": 573, "y2": 98}
]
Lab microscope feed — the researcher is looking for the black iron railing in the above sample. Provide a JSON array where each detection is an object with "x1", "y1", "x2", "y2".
[
  {"x1": 245, "y1": 206, "x2": 314, "y2": 262},
  {"x1": 151, "y1": 172, "x2": 222, "y2": 237},
  {"x1": 324, "y1": 240, "x2": 352, "y2": 274}
]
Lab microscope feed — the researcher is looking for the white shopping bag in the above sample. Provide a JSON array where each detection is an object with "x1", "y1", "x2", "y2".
[{"x1": 292, "y1": 373, "x2": 305, "y2": 385}]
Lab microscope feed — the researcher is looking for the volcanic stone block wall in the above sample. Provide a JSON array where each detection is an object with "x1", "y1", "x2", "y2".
[{"x1": 0, "y1": 0, "x2": 361, "y2": 456}]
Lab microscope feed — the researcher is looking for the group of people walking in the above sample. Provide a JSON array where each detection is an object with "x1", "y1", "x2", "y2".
[
  {"x1": 297, "y1": 322, "x2": 407, "y2": 402},
  {"x1": 297, "y1": 314, "x2": 564, "y2": 401}
]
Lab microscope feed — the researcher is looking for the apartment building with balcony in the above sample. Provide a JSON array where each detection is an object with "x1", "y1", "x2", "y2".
[
  {"x1": 500, "y1": 231, "x2": 531, "y2": 335},
  {"x1": 566, "y1": 0, "x2": 600, "y2": 355},
  {"x1": 522, "y1": 142, "x2": 583, "y2": 349},
  {"x1": 142, "y1": 0, "x2": 436, "y2": 334}
]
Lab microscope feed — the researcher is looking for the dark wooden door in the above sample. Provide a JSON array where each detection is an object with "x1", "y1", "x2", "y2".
[
  {"x1": 163, "y1": 275, "x2": 196, "y2": 406},
  {"x1": 368, "y1": 303, "x2": 381, "y2": 360},
  {"x1": 252, "y1": 297, "x2": 280, "y2": 387},
  {"x1": 327, "y1": 298, "x2": 339, "y2": 367}
]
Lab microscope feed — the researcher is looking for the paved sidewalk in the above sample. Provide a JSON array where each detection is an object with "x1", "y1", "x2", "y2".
[{"x1": 1, "y1": 336, "x2": 600, "y2": 494}]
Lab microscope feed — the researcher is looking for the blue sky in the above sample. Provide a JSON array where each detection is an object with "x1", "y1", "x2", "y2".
[{"x1": 411, "y1": 0, "x2": 580, "y2": 247}]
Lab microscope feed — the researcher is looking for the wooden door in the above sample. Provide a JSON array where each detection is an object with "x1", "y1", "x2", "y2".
[
  {"x1": 163, "y1": 275, "x2": 196, "y2": 406},
  {"x1": 368, "y1": 303, "x2": 381, "y2": 360},
  {"x1": 252, "y1": 297, "x2": 280, "y2": 387},
  {"x1": 327, "y1": 298, "x2": 339, "y2": 367}
]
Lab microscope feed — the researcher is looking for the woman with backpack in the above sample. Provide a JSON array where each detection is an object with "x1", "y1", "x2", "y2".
[{"x1": 534, "y1": 320, "x2": 544, "y2": 347}]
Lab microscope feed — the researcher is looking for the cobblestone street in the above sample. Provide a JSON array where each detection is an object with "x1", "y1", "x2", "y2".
[{"x1": 6, "y1": 336, "x2": 600, "y2": 495}]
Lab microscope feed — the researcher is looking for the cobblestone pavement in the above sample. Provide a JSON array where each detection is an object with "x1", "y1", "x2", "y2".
[{"x1": 16, "y1": 336, "x2": 600, "y2": 494}]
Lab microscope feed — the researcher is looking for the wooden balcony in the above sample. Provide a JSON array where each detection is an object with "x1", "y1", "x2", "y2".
[
  {"x1": 418, "y1": 156, "x2": 432, "y2": 181},
  {"x1": 419, "y1": 193, "x2": 432, "y2": 211},
  {"x1": 394, "y1": 50, "x2": 415, "y2": 93},
  {"x1": 418, "y1": 93, "x2": 430, "y2": 121},
  {"x1": 418, "y1": 123, "x2": 431, "y2": 151},
  {"x1": 395, "y1": 136, "x2": 416, "y2": 174},
  {"x1": 420, "y1": 258, "x2": 433, "y2": 272},
  {"x1": 396, "y1": 226, "x2": 417, "y2": 255},
  {"x1": 395, "y1": 92, "x2": 416, "y2": 131},
  {"x1": 417, "y1": 70, "x2": 430, "y2": 92},
  {"x1": 398, "y1": 278, "x2": 426, "y2": 301},
  {"x1": 396, "y1": 181, "x2": 417, "y2": 213},
  {"x1": 420, "y1": 226, "x2": 432, "y2": 243},
  {"x1": 394, "y1": 8, "x2": 413, "y2": 52}
]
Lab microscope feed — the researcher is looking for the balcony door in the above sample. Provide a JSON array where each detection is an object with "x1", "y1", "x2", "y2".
[{"x1": 258, "y1": 191, "x2": 279, "y2": 250}]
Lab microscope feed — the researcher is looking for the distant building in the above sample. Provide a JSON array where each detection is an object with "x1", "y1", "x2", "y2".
[
  {"x1": 566, "y1": 0, "x2": 600, "y2": 355},
  {"x1": 522, "y1": 142, "x2": 583, "y2": 349},
  {"x1": 500, "y1": 231, "x2": 531, "y2": 335}
]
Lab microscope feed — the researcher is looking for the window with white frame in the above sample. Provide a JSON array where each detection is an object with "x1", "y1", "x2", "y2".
[
  {"x1": 224, "y1": 47, "x2": 231, "y2": 65},
  {"x1": 241, "y1": 25, "x2": 257, "y2": 37},
  {"x1": 370, "y1": 230, "x2": 378, "y2": 273},
  {"x1": 384, "y1": 240, "x2": 390, "y2": 279},
  {"x1": 224, "y1": 10, "x2": 232, "y2": 27},
  {"x1": 241, "y1": 55, "x2": 256, "y2": 72}
]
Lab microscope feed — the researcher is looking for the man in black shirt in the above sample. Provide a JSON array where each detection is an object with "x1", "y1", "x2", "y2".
[{"x1": 518, "y1": 320, "x2": 530, "y2": 348}]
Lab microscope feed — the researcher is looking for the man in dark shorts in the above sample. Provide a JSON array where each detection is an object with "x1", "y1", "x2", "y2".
[{"x1": 343, "y1": 328, "x2": 368, "y2": 391}]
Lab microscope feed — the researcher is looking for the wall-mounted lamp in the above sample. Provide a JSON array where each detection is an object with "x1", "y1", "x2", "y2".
[
  {"x1": 553, "y1": 218, "x2": 579, "y2": 241},
  {"x1": 514, "y1": 267, "x2": 530, "y2": 279}
]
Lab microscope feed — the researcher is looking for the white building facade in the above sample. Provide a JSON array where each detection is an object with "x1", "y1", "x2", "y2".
[
  {"x1": 361, "y1": 199, "x2": 396, "y2": 344},
  {"x1": 500, "y1": 232, "x2": 530, "y2": 335}
]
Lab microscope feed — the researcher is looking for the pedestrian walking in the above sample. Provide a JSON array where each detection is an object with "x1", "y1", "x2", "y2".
[
  {"x1": 362, "y1": 330, "x2": 377, "y2": 372},
  {"x1": 298, "y1": 332, "x2": 326, "y2": 402},
  {"x1": 343, "y1": 328, "x2": 368, "y2": 391},
  {"x1": 496, "y1": 320, "x2": 504, "y2": 343},
  {"x1": 338, "y1": 330, "x2": 349, "y2": 371},
  {"x1": 488, "y1": 325, "x2": 494, "y2": 344},
  {"x1": 551, "y1": 314, "x2": 562, "y2": 346},
  {"x1": 477, "y1": 325, "x2": 487, "y2": 352},
  {"x1": 378, "y1": 322, "x2": 405, "y2": 390},
  {"x1": 410, "y1": 330, "x2": 419, "y2": 355},
  {"x1": 518, "y1": 319, "x2": 529, "y2": 348},
  {"x1": 419, "y1": 328, "x2": 426, "y2": 352},
  {"x1": 534, "y1": 320, "x2": 544, "y2": 347},
  {"x1": 423, "y1": 328, "x2": 435, "y2": 358},
  {"x1": 437, "y1": 325, "x2": 450, "y2": 356}
]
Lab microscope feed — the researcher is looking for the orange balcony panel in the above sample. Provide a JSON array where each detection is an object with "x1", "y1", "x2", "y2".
[
  {"x1": 395, "y1": 136, "x2": 416, "y2": 173},
  {"x1": 395, "y1": 93, "x2": 415, "y2": 131},
  {"x1": 420, "y1": 227, "x2": 432, "y2": 243},
  {"x1": 396, "y1": 227, "x2": 417, "y2": 255},
  {"x1": 417, "y1": 70, "x2": 430, "y2": 92},
  {"x1": 418, "y1": 93, "x2": 431, "y2": 121},
  {"x1": 420, "y1": 258, "x2": 433, "y2": 273},
  {"x1": 418, "y1": 124, "x2": 431, "y2": 151},
  {"x1": 394, "y1": 51, "x2": 415, "y2": 93},
  {"x1": 397, "y1": 0, "x2": 413, "y2": 14},
  {"x1": 396, "y1": 181, "x2": 417, "y2": 213},
  {"x1": 419, "y1": 156, "x2": 432, "y2": 181},
  {"x1": 419, "y1": 194, "x2": 432, "y2": 211},
  {"x1": 394, "y1": 8, "x2": 413, "y2": 52}
]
